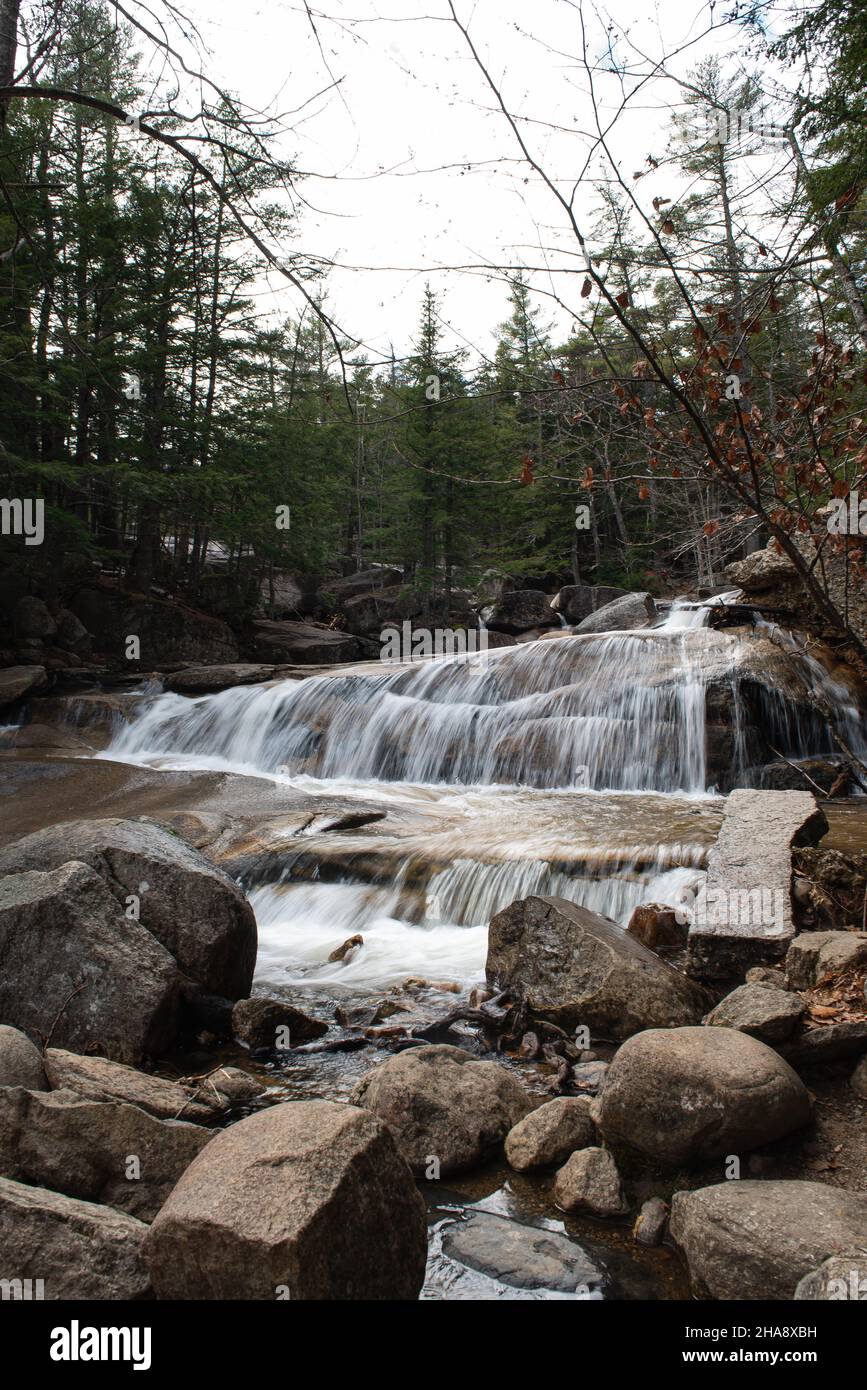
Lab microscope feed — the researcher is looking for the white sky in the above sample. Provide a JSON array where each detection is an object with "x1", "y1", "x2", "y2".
[{"x1": 173, "y1": 0, "x2": 792, "y2": 368}]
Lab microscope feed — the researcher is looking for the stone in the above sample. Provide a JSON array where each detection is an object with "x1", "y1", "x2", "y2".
[
  {"x1": 794, "y1": 1254, "x2": 867, "y2": 1300},
  {"x1": 43, "y1": 1048, "x2": 225, "y2": 1123},
  {"x1": 440, "y1": 1211, "x2": 605, "y2": 1294},
  {"x1": 550, "y1": 584, "x2": 628, "y2": 626},
  {"x1": 599, "y1": 1027, "x2": 812, "y2": 1168},
  {"x1": 779, "y1": 1021, "x2": 867, "y2": 1065},
  {"x1": 166, "y1": 663, "x2": 276, "y2": 693},
  {"x1": 670, "y1": 1180, "x2": 867, "y2": 1300},
  {"x1": 785, "y1": 930, "x2": 867, "y2": 991},
  {"x1": 253, "y1": 619, "x2": 360, "y2": 664},
  {"x1": 632, "y1": 1197, "x2": 668, "y2": 1247},
  {"x1": 745, "y1": 965, "x2": 789, "y2": 989},
  {"x1": 231, "y1": 996, "x2": 328, "y2": 1048},
  {"x1": 505, "y1": 1097, "x2": 596, "y2": 1172},
  {"x1": 0, "y1": 1176, "x2": 150, "y2": 1300},
  {"x1": 481, "y1": 590, "x2": 557, "y2": 635},
  {"x1": 704, "y1": 983, "x2": 805, "y2": 1042},
  {"x1": 328, "y1": 933, "x2": 364, "y2": 963},
  {"x1": 553, "y1": 1147, "x2": 628, "y2": 1217},
  {"x1": 13, "y1": 596, "x2": 56, "y2": 641},
  {"x1": 350, "y1": 1044, "x2": 531, "y2": 1175},
  {"x1": 0, "y1": 664, "x2": 47, "y2": 708},
  {"x1": 0, "y1": 818, "x2": 257, "y2": 999},
  {"x1": 55, "y1": 609, "x2": 91, "y2": 655},
  {"x1": 0, "y1": 1086, "x2": 211, "y2": 1221},
  {"x1": 686, "y1": 790, "x2": 828, "y2": 980},
  {"x1": 0, "y1": 1025, "x2": 47, "y2": 1090},
  {"x1": 486, "y1": 896, "x2": 710, "y2": 1038},
  {"x1": 574, "y1": 592, "x2": 657, "y2": 634},
  {"x1": 851, "y1": 1054, "x2": 867, "y2": 1098},
  {"x1": 626, "y1": 902, "x2": 688, "y2": 953},
  {"x1": 0, "y1": 862, "x2": 181, "y2": 1063},
  {"x1": 571, "y1": 1060, "x2": 609, "y2": 1093},
  {"x1": 70, "y1": 585, "x2": 239, "y2": 665},
  {"x1": 142, "y1": 1100, "x2": 427, "y2": 1300}
]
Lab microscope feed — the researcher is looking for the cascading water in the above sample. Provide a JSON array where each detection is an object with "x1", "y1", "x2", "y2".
[{"x1": 102, "y1": 596, "x2": 866, "y2": 998}]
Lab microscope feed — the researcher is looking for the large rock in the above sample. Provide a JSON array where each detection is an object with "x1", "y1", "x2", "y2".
[
  {"x1": 0, "y1": 818, "x2": 257, "y2": 999},
  {"x1": 0, "y1": 1086, "x2": 211, "y2": 1221},
  {"x1": 779, "y1": 1021, "x2": 867, "y2": 1065},
  {"x1": 670, "y1": 1181, "x2": 867, "y2": 1300},
  {"x1": 0, "y1": 862, "x2": 181, "y2": 1062},
  {"x1": 481, "y1": 590, "x2": 557, "y2": 635},
  {"x1": 0, "y1": 1025, "x2": 47, "y2": 1090},
  {"x1": 505, "y1": 1097, "x2": 596, "y2": 1172},
  {"x1": 704, "y1": 983, "x2": 805, "y2": 1042},
  {"x1": 686, "y1": 790, "x2": 828, "y2": 980},
  {"x1": 0, "y1": 1177, "x2": 151, "y2": 1300},
  {"x1": 253, "y1": 619, "x2": 360, "y2": 664},
  {"x1": 553, "y1": 1147, "x2": 628, "y2": 1217},
  {"x1": 0, "y1": 664, "x2": 47, "y2": 709},
  {"x1": 795, "y1": 1254, "x2": 867, "y2": 1300},
  {"x1": 486, "y1": 896, "x2": 710, "y2": 1038},
  {"x1": 599, "y1": 1027, "x2": 812, "y2": 1167},
  {"x1": 574, "y1": 592, "x2": 657, "y2": 634},
  {"x1": 166, "y1": 663, "x2": 276, "y2": 693},
  {"x1": 13, "y1": 596, "x2": 56, "y2": 641},
  {"x1": 70, "y1": 585, "x2": 239, "y2": 664},
  {"x1": 785, "y1": 930, "x2": 867, "y2": 990},
  {"x1": 350, "y1": 1044, "x2": 531, "y2": 1175},
  {"x1": 43, "y1": 1048, "x2": 227, "y2": 1123},
  {"x1": 143, "y1": 1100, "x2": 427, "y2": 1300},
  {"x1": 550, "y1": 584, "x2": 628, "y2": 626}
]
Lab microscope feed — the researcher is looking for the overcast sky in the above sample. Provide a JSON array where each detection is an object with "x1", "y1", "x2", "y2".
[{"x1": 171, "y1": 0, "x2": 789, "y2": 368}]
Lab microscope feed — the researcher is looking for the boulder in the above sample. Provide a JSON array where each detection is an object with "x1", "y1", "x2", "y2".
[
  {"x1": 231, "y1": 995, "x2": 328, "y2": 1049},
  {"x1": 43, "y1": 1049, "x2": 227, "y2": 1123},
  {"x1": 550, "y1": 584, "x2": 628, "y2": 626},
  {"x1": 0, "y1": 1025, "x2": 47, "y2": 1090},
  {"x1": 779, "y1": 1021, "x2": 867, "y2": 1065},
  {"x1": 574, "y1": 592, "x2": 657, "y2": 634},
  {"x1": 553, "y1": 1147, "x2": 628, "y2": 1217},
  {"x1": 70, "y1": 585, "x2": 239, "y2": 664},
  {"x1": 599, "y1": 1027, "x2": 812, "y2": 1167},
  {"x1": 626, "y1": 903, "x2": 688, "y2": 953},
  {"x1": 704, "y1": 983, "x2": 805, "y2": 1042},
  {"x1": 686, "y1": 790, "x2": 828, "y2": 980},
  {"x1": 55, "y1": 609, "x2": 92, "y2": 655},
  {"x1": 785, "y1": 930, "x2": 867, "y2": 991},
  {"x1": 350, "y1": 1044, "x2": 531, "y2": 1175},
  {"x1": 795, "y1": 1254, "x2": 867, "y2": 1300},
  {"x1": 632, "y1": 1197, "x2": 668, "y2": 1247},
  {"x1": 481, "y1": 590, "x2": 557, "y2": 635},
  {"x1": 253, "y1": 619, "x2": 360, "y2": 664},
  {"x1": 166, "y1": 663, "x2": 276, "y2": 693},
  {"x1": 670, "y1": 1180, "x2": 867, "y2": 1300},
  {"x1": 0, "y1": 664, "x2": 47, "y2": 709},
  {"x1": 142, "y1": 1100, "x2": 427, "y2": 1300},
  {"x1": 0, "y1": 862, "x2": 181, "y2": 1063},
  {"x1": 0, "y1": 1086, "x2": 211, "y2": 1221},
  {"x1": 0, "y1": 818, "x2": 257, "y2": 999},
  {"x1": 745, "y1": 965, "x2": 789, "y2": 989},
  {"x1": 486, "y1": 896, "x2": 710, "y2": 1038},
  {"x1": 505, "y1": 1096, "x2": 596, "y2": 1172},
  {"x1": 13, "y1": 596, "x2": 56, "y2": 641},
  {"x1": 0, "y1": 1177, "x2": 151, "y2": 1300}
]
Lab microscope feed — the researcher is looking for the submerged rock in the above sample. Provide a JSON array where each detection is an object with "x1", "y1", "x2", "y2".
[
  {"x1": 143, "y1": 1100, "x2": 427, "y2": 1300},
  {"x1": 553, "y1": 1147, "x2": 628, "y2": 1217},
  {"x1": 505, "y1": 1097, "x2": 596, "y2": 1172},
  {"x1": 599, "y1": 1027, "x2": 812, "y2": 1168},
  {"x1": 670, "y1": 1181, "x2": 867, "y2": 1300},
  {"x1": 0, "y1": 1176, "x2": 151, "y2": 1300},
  {"x1": 487, "y1": 896, "x2": 709, "y2": 1038},
  {"x1": 440, "y1": 1210, "x2": 604, "y2": 1294},
  {"x1": 350, "y1": 1044, "x2": 530, "y2": 1175},
  {"x1": 0, "y1": 817, "x2": 257, "y2": 1000}
]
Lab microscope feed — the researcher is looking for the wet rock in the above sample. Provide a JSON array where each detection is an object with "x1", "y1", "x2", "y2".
[
  {"x1": 0, "y1": 1086, "x2": 211, "y2": 1221},
  {"x1": 0, "y1": 1025, "x2": 47, "y2": 1090},
  {"x1": 0, "y1": 664, "x2": 47, "y2": 709},
  {"x1": 481, "y1": 590, "x2": 557, "y2": 635},
  {"x1": 0, "y1": 862, "x2": 181, "y2": 1063},
  {"x1": 487, "y1": 896, "x2": 710, "y2": 1038},
  {"x1": 571, "y1": 1060, "x2": 609, "y2": 1093},
  {"x1": 231, "y1": 996, "x2": 328, "y2": 1049},
  {"x1": 328, "y1": 933, "x2": 364, "y2": 963},
  {"x1": 179, "y1": 985, "x2": 234, "y2": 1039},
  {"x1": 505, "y1": 1097, "x2": 596, "y2": 1172},
  {"x1": 43, "y1": 1048, "x2": 225, "y2": 1123},
  {"x1": 704, "y1": 983, "x2": 805, "y2": 1042},
  {"x1": 166, "y1": 663, "x2": 276, "y2": 693},
  {"x1": 553, "y1": 1147, "x2": 628, "y2": 1217},
  {"x1": 759, "y1": 757, "x2": 853, "y2": 794},
  {"x1": 779, "y1": 1021, "x2": 867, "y2": 1065},
  {"x1": 202, "y1": 1066, "x2": 265, "y2": 1105},
  {"x1": 440, "y1": 1210, "x2": 604, "y2": 1294},
  {"x1": 0, "y1": 817, "x2": 257, "y2": 1000},
  {"x1": 670, "y1": 1180, "x2": 867, "y2": 1300},
  {"x1": 794, "y1": 1254, "x2": 867, "y2": 1300},
  {"x1": 686, "y1": 790, "x2": 828, "y2": 980},
  {"x1": 143, "y1": 1100, "x2": 427, "y2": 1300},
  {"x1": 632, "y1": 1197, "x2": 668, "y2": 1247},
  {"x1": 0, "y1": 1177, "x2": 151, "y2": 1300},
  {"x1": 626, "y1": 902, "x2": 688, "y2": 953},
  {"x1": 851, "y1": 1055, "x2": 867, "y2": 1098},
  {"x1": 785, "y1": 930, "x2": 867, "y2": 991},
  {"x1": 599, "y1": 1027, "x2": 812, "y2": 1168},
  {"x1": 574, "y1": 592, "x2": 657, "y2": 634},
  {"x1": 350, "y1": 1044, "x2": 531, "y2": 1175}
]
